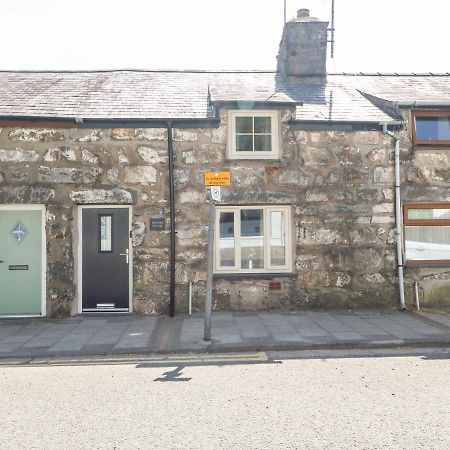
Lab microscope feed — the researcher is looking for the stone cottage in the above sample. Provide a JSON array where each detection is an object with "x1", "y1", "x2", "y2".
[{"x1": 1, "y1": 8, "x2": 450, "y2": 317}]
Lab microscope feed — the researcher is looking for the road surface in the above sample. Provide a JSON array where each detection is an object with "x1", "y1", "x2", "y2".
[{"x1": 1, "y1": 348, "x2": 449, "y2": 449}]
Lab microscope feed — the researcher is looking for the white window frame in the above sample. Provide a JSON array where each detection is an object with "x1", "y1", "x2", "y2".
[
  {"x1": 227, "y1": 110, "x2": 280, "y2": 160},
  {"x1": 214, "y1": 205, "x2": 292, "y2": 274}
]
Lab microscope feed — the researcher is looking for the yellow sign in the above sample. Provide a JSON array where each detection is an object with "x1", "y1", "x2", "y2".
[{"x1": 204, "y1": 172, "x2": 231, "y2": 186}]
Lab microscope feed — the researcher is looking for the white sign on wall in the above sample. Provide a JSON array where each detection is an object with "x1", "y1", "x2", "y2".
[{"x1": 210, "y1": 186, "x2": 221, "y2": 202}]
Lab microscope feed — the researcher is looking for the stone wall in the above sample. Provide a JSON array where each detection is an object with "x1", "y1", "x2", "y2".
[
  {"x1": 0, "y1": 126, "x2": 171, "y2": 316},
  {"x1": 172, "y1": 109, "x2": 399, "y2": 312},
  {"x1": 0, "y1": 110, "x2": 404, "y2": 316}
]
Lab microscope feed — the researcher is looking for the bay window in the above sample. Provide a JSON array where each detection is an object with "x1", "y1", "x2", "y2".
[{"x1": 215, "y1": 205, "x2": 292, "y2": 273}]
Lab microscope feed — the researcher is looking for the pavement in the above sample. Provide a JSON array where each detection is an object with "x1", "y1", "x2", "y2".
[{"x1": 1, "y1": 309, "x2": 450, "y2": 359}]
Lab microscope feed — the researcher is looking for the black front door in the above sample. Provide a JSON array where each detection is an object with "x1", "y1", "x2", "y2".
[{"x1": 82, "y1": 207, "x2": 130, "y2": 311}]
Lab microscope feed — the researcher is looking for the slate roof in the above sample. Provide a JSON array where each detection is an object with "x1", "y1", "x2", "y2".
[
  {"x1": 335, "y1": 74, "x2": 450, "y2": 105},
  {"x1": 0, "y1": 70, "x2": 449, "y2": 123}
]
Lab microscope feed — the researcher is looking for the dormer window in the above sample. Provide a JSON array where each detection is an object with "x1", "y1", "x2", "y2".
[
  {"x1": 227, "y1": 110, "x2": 280, "y2": 159},
  {"x1": 413, "y1": 111, "x2": 450, "y2": 145}
]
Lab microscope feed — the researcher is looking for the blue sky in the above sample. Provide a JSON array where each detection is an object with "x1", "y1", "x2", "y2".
[{"x1": 1, "y1": 0, "x2": 449, "y2": 73}]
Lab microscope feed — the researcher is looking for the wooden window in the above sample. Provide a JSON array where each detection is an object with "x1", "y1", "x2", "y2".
[
  {"x1": 215, "y1": 205, "x2": 292, "y2": 273},
  {"x1": 404, "y1": 203, "x2": 450, "y2": 264},
  {"x1": 412, "y1": 111, "x2": 450, "y2": 145},
  {"x1": 227, "y1": 110, "x2": 280, "y2": 159}
]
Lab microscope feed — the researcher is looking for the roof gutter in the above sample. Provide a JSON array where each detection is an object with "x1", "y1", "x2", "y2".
[
  {"x1": 0, "y1": 116, "x2": 221, "y2": 129},
  {"x1": 211, "y1": 100, "x2": 302, "y2": 109},
  {"x1": 396, "y1": 101, "x2": 450, "y2": 108},
  {"x1": 289, "y1": 119, "x2": 404, "y2": 125}
]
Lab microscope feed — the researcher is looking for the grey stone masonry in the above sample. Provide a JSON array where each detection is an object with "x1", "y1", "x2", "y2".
[
  {"x1": 0, "y1": 108, "x2": 401, "y2": 316},
  {"x1": 277, "y1": 9, "x2": 329, "y2": 78}
]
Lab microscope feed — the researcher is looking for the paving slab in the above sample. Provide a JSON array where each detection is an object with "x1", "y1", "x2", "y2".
[{"x1": 0, "y1": 310, "x2": 450, "y2": 358}]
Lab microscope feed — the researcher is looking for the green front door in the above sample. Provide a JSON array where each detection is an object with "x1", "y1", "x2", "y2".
[{"x1": 0, "y1": 209, "x2": 43, "y2": 315}]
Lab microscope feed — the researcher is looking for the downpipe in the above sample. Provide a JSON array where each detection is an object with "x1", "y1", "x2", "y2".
[
  {"x1": 383, "y1": 124, "x2": 406, "y2": 310},
  {"x1": 167, "y1": 122, "x2": 176, "y2": 317}
]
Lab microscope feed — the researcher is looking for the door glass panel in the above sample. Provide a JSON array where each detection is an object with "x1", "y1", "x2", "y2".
[
  {"x1": 11, "y1": 221, "x2": 29, "y2": 244},
  {"x1": 219, "y1": 212, "x2": 235, "y2": 267},
  {"x1": 405, "y1": 226, "x2": 450, "y2": 260},
  {"x1": 240, "y1": 209, "x2": 264, "y2": 269},
  {"x1": 270, "y1": 211, "x2": 286, "y2": 266},
  {"x1": 99, "y1": 215, "x2": 113, "y2": 252},
  {"x1": 407, "y1": 208, "x2": 450, "y2": 220}
]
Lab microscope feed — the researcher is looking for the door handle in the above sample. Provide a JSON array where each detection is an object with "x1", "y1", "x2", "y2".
[{"x1": 119, "y1": 249, "x2": 129, "y2": 264}]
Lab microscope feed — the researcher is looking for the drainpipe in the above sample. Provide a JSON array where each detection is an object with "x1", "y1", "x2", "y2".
[
  {"x1": 167, "y1": 122, "x2": 176, "y2": 317},
  {"x1": 382, "y1": 124, "x2": 406, "y2": 310}
]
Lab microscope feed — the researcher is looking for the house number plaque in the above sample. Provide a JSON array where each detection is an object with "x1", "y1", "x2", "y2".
[{"x1": 150, "y1": 218, "x2": 166, "y2": 231}]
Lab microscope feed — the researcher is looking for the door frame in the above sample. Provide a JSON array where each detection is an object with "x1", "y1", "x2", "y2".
[
  {"x1": 77, "y1": 205, "x2": 133, "y2": 314},
  {"x1": 0, "y1": 204, "x2": 46, "y2": 317}
]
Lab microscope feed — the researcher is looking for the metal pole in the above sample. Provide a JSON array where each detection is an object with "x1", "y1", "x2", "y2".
[
  {"x1": 330, "y1": 0, "x2": 335, "y2": 58},
  {"x1": 167, "y1": 122, "x2": 176, "y2": 317},
  {"x1": 283, "y1": 0, "x2": 286, "y2": 24},
  {"x1": 188, "y1": 281, "x2": 192, "y2": 316},
  {"x1": 204, "y1": 194, "x2": 215, "y2": 341}
]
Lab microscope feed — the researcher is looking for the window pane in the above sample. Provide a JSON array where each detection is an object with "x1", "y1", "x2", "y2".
[
  {"x1": 405, "y1": 226, "x2": 450, "y2": 260},
  {"x1": 270, "y1": 211, "x2": 286, "y2": 266},
  {"x1": 416, "y1": 116, "x2": 450, "y2": 141},
  {"x1": 254, "y1": 117, "x2": 271, "y2": 133},
  {"x1": 219, "y1": 212, "x2": 235, "y2": 267},
  {"x1": 235, "y1": 117, "x2": 253, "y2": 133},
  {"x1": 408, "y1": 208, "x2": 450, "y2": 220},
  {"x1": 240, "y1": 209, "x2": 264, "y2": 269},
  {"x1": 236, "y1": 134, "x2": 253, "y2": 151},
  {"x1": 99, "y1": 215, "x2": 112, "y2": 252},
  {"x1": 254, "y1": 134, "x2": 272, "y2": 152}
]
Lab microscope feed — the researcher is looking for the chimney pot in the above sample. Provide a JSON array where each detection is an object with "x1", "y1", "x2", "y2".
[{"x1": 297, "y1": 8, "x2": 310, "y2": 18}]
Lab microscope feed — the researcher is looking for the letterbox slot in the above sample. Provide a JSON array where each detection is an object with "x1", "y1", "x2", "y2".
[{"x1": 9, "y1": 265, "x2": 29, "y2": 270}]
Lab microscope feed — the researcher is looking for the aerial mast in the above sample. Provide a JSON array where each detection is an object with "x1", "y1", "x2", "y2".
[{"x1": 328, "y1": 0, "x2": 335, "y2": 58}]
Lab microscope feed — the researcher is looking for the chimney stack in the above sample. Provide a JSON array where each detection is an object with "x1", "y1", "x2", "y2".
[{"x1": 277, "y1": 8, "x2": 329, "y2": 79}]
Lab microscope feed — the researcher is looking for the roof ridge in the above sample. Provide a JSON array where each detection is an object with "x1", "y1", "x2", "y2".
[
  {"x1": 329, "y1": 72, "x2": 450, "y2": 77},
  {"x1": 0, "y1": 69, "x2": 449, "y2": 77},
  {"x1": 0, "y1": 69, "x2": 278, "y2": 75}
]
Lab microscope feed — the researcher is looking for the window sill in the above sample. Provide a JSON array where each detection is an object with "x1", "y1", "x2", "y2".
[
  {"x1": 213, "y1": 272, "x2": 297, "y2": 280},
  {"x1": 226, "y1": 155, "x2": 280, "y2": 161},
  {"x1": 405, "y1": 262, "x2": 450, "y2": 268},
  {"x1": 413, "y1": 141, "x2": 450, "y2": 146}
]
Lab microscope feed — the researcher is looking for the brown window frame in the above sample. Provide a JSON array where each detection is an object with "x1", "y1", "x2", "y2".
[
  {"x1": 404, "y1": 202, "x2": 450, "y2": 265},
  {"x1": 412, "y1": 110, "x2": 450, "y2": 145}
]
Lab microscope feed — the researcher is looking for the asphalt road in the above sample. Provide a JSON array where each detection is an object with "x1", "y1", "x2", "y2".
[{"x1": 1, "y1": 348, "x2": 449, "y2": 449}]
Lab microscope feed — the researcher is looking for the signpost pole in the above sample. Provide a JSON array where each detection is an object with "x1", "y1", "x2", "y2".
[
  {"x1": 204, "y1": 191, "x2": 215, "y2": 341},
  {"x1": 202, "y1": 171, "x2": 229, "y2": 342}
]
